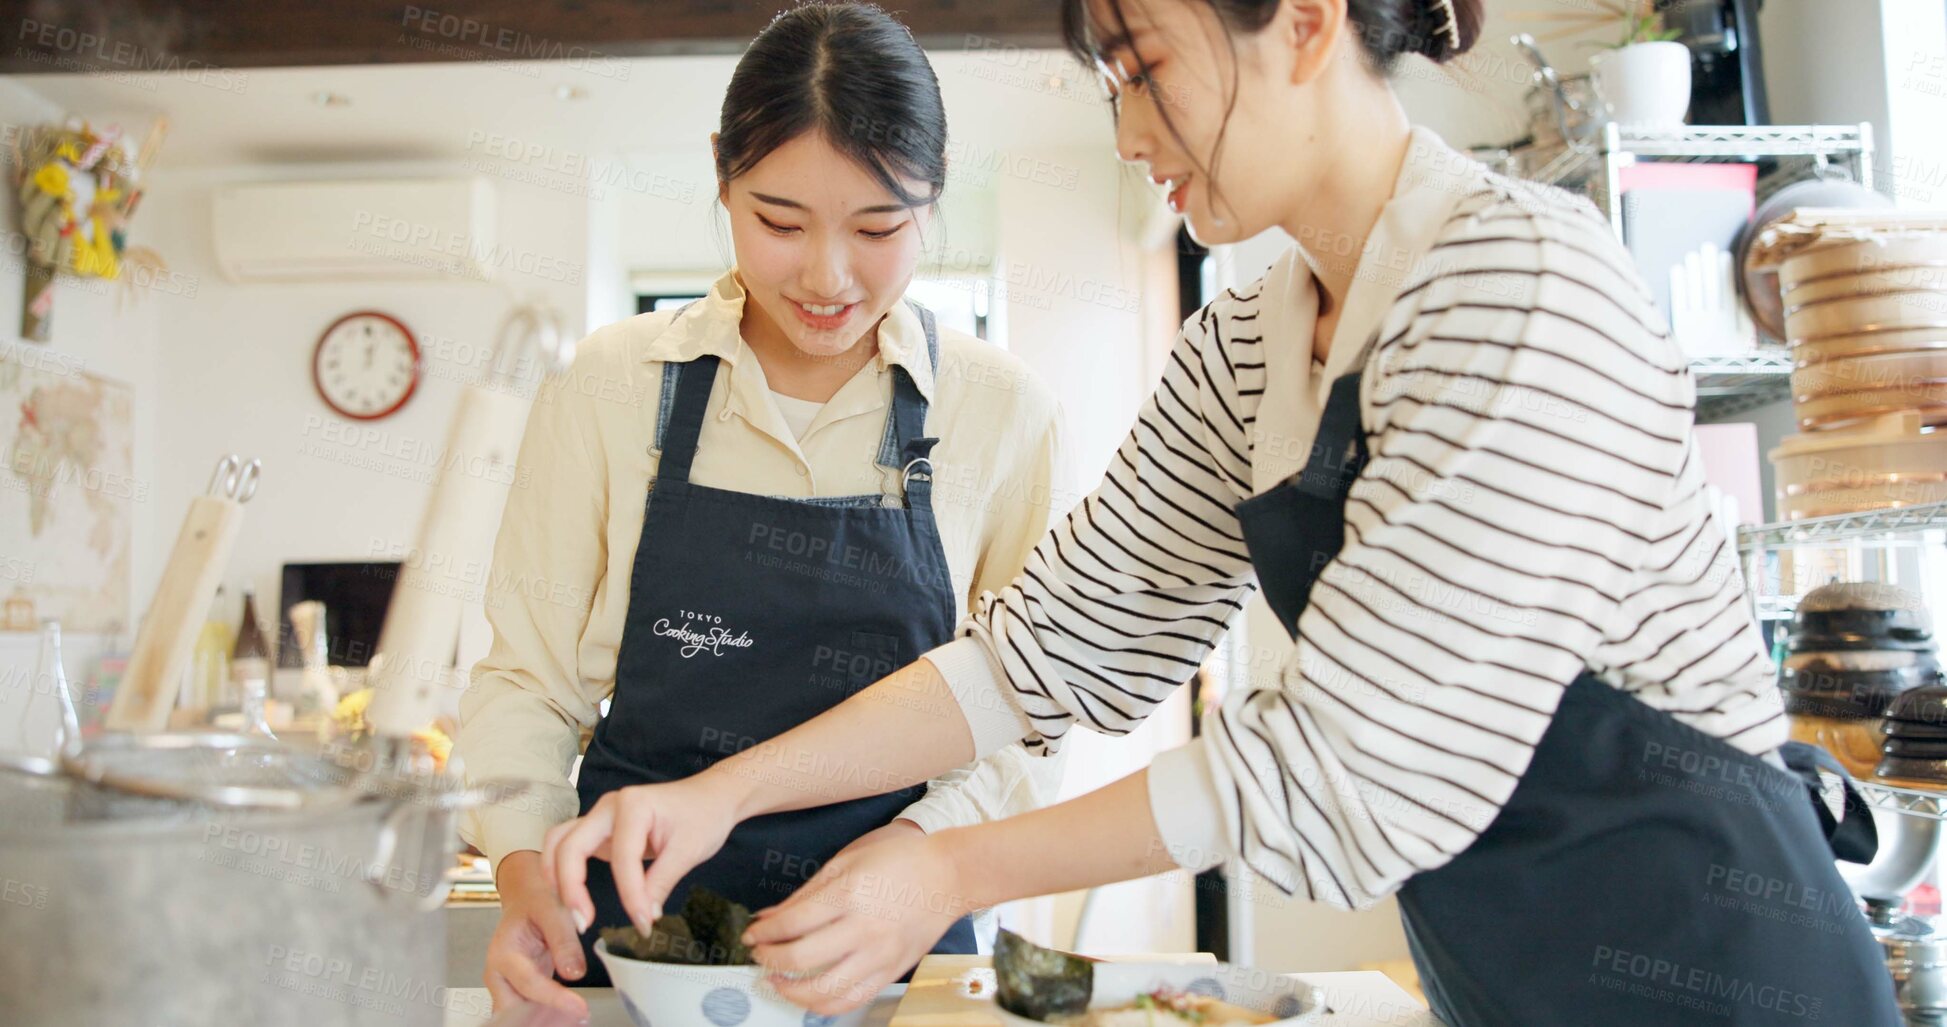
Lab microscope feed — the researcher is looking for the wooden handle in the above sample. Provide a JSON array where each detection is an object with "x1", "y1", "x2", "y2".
[
  {"x1": 105, "y1": 495, "x2": 244, "y2": 731},
  {"x1": 366, "y1": 386, "x2": 533, "y2": 738}
]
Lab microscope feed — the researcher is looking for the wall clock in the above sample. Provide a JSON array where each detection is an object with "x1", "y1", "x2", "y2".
[{"x1": 313, "y1": 310, "x2": 421, "y2": 420}]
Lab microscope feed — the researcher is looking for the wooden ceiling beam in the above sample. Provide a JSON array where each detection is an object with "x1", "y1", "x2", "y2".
[{"x1": 1, "y1": 0, "x2": 1065, "y2": 74}]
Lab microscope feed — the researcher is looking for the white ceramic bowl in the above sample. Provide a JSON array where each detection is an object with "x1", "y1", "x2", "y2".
[
  {"x1": 594, "y1": 939, "x2": 868, "y2": 1027},
  {"x1": 989, "y1": 962, "x2": 1324, "y2": 1025}
]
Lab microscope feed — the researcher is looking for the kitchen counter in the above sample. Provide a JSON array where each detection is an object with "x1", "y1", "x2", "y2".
[{"x1": 443, "y1": 972, "x2": 1443, "y2": 1026}]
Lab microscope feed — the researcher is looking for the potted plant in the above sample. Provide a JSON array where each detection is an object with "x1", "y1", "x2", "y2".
[{"x1": 1517, "y1": 1, "x2": 1691, "y2": 128}]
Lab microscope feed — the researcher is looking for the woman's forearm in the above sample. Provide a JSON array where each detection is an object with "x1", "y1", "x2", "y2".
[
  {"x1": 694, "y1": 652, "x2": 1181, "y2": 907},
  {"x1": 939, "y1": 769, "x2": 1181, "y2": 910},
  {"x1": 702, "y1": 655, "x2": 979, "y2": 819}
]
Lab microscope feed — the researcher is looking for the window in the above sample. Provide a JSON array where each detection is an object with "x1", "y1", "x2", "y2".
[
  {"x1": 904, "y1": 277, "x2": 993, "y2": 343},
  {"x1": 631, "y1": 278, "x2": 998, "y2": 344},
  {"x1": 636, "y1": 293, "x2": 705, "y2": 315}
]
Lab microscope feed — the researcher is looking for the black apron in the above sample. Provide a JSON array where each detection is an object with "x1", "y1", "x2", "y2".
[
  {"x1": 1235, "y1": 369, "x2": 1898, "y2": 1026},
  {"x1": 571, "y1": 304, "x2": 977, "y2": 986}
]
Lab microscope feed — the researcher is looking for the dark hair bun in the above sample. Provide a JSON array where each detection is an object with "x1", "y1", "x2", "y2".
[
  {"x1": 1409, "y1": 0, "x2": 1484, "y2": 63},
  {"x1": 1061, "y1": 0, "x2": 1486, "y2": 78}
]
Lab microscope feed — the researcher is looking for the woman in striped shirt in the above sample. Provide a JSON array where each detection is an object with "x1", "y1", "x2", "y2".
[{"x1": 546, "y1": 0, "x2": 1897, "y2": 1022}]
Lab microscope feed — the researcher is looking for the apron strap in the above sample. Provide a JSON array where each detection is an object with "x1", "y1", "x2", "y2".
[
  {"x1": 1288, "y1": 328, "x2": 1384, "y2": 498},
  {"x1": 880, "y1": 300, "x2": 940, "y2": 509},
  {"x1": 650, "y1": 298, "x2": 709, "y2": 453},
  {"x1": 1296, "y1": 368, "x2": 1370, "y2": 498},
  {"x1": 1239, "y1": 331, "x2": 1379, "y2": 636},
  {"x1": 656, "y1": 354, "x2": 720, "y2": 485}
]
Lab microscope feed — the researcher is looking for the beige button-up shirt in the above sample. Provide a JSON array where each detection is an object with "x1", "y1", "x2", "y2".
[{"x1": 456, "y1": 271, "x2": 1071, "y2": 870}]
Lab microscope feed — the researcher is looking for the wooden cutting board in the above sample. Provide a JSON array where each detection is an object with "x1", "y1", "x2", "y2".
[{"x1": 890, "y1": 952, "x2": 1218, "y2": 1025}]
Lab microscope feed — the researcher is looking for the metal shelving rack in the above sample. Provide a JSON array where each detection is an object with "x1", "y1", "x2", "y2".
[
  {"x1": 1738, "y1": 504, "x2": 1947, "y2": 622},
  {"x1": 1510, "y1": 124, "x2": 1875, "y2": 421},
  {"x1": 1858, "y1": 779, "x2": 1947, "y2": 822},
  {"x1": 1738, "y1": 502, "x2": 1947, "y2": 818},
  {"x1": 1592, "y1": 123, "x2": 1874, "y2": 238},
  {"x1": 1738, "y1": 501, "x2": 1947, "y2": 556},
  {"x1": 1691, "y1": 349, "x2": 1794, "y2": 422}
]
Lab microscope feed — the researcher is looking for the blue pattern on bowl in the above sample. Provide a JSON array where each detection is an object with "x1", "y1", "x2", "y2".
[
  {"x1": 1273, "y1": 994, "x2": 1304, "y2": 1018},
  {"x1": 1187, "y1": 976, "x2": 1226, "y2": 1001},
  {"x1": 803, "y1": 1014, "x2": 839, "y2": 1027},
  {"x1": 702, "y1": 985, "x2": 752, "y2": 1026}
]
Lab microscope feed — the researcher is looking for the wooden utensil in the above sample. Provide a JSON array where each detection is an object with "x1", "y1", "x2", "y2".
[
  {"x1": 105, "y1": 455, "x2": 259, "y2": 731},
  {"x1": 364, "y1": 304, "x2": 567, "y2": 739}
]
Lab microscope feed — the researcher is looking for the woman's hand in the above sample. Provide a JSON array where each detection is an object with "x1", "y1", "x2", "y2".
[
  {"x1": 483, "y1": 851, "x2": 590, "y2": 1019},
  {"x1": 746, "y1": 828, "x2": 974, "y2": 1016},
  {"x1": 542, "y1": 774, "x2": 742, "y2": 934},
  {"x1": 748, "y1": 771, "x2": 1177, "y2": 1016}
]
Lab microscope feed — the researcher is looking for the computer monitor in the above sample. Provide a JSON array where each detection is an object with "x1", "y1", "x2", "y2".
[{"x1": 275, "y1": 561, "x2": 403, "y2": 669}]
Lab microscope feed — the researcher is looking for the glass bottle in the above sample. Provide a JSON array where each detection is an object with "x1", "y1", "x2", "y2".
[
  {"x1": 185, "y1": 585, "x2": 233, "y2": 714},
  {"x1": 14, "y1": 618, "x2": 81, "y2": 759},
  {"x1": 231, "y1": 589, "x2": 275, "y2": 740}
]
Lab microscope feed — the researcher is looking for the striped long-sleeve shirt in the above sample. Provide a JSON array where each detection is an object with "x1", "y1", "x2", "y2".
[{"x1": 925, "y1": 126, "x2": 1781, "y2": 909}]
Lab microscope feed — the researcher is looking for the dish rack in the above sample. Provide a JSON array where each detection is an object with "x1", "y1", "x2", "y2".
[{"x1": 1738, "y1": 501, "x2": 1947, "y2": 816}]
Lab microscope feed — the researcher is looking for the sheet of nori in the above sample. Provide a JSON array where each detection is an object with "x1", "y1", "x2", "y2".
[
  {"x1": 994, "y1": 928, "x2": 1093, "y2": 1021},
  {"x1": 597, "y1": 888, "x2": 757, "y2": 965},
  {"x1": 600, "y1": 915, "x2": 708, "y2": 964},
  {"x1": 683, "y1": 888, "x2": 755, "y2": 964}
]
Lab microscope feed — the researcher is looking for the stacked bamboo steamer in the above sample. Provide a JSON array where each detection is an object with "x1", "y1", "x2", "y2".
[
  {"x1": 1755, "y1": 214, "x2": 1947, "y2": 789},
  {"x1": 1757, "y1": 211, "x2": 1947, "y2": 520}
]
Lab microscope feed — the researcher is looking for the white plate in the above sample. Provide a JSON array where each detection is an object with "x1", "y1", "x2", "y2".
[{"x1": 990, "y1": 962, "x2": 1325, "y2": 1025}]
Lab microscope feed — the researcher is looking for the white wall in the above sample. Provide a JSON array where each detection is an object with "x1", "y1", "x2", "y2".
[
  {"x1": 0, "y1": 79, "x2": 162, "y2": 736},
  {"x1": 1762, "y1": 0, "x2": 1947, "y2": 208},
  {"x1": 1874, "y1": 0, "x2": 1947, "y2": 207},
  {"x1": 1762, "y1": 0, "x2": 1894, "y2": 134},
  {"x1": 991, "y1": 147, "x2": 1155, "y2": 481},
  {"x1": 135, "y1": 163, "x2": 588, "y2": 715}
]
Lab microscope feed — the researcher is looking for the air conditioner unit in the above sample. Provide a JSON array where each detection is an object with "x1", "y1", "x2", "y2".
[{"x1": 212, "y1": 178, "x2": 496, "y2": 282}]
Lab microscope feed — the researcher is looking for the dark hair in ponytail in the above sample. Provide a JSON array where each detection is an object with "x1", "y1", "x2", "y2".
[{"x1": 717, "y1": 2, "x2": 948, "y2": 208}]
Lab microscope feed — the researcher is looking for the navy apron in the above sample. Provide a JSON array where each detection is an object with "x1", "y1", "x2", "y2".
[
  {"x1": 571, "y1": 303, "x2": 977, "y2": 986},
  {"x1": 1235, "y1": 368, "x2": 1898, "y2": 1026}
]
